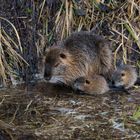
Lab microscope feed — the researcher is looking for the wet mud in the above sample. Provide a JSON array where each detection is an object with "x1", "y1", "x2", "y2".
[{"x1": 0, "y1": 81, "x2": 140, "y2": 139}]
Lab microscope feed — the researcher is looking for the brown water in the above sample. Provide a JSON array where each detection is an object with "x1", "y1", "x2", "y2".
[{"x1": 0, "y1": 82, "x2": 140, "y2": 140}]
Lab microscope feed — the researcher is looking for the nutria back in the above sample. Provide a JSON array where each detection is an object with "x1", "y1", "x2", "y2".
[
  {"x1": 112, "y1": 65, "x2": 137, "y2": 89},
  {"x1": 73, "y1": 75, "x2": 109, "y2": 95},
  {"x1": 63, "y1": 31, "x2": 112, "y2": 75},
  {"x1": 44, "y1": 31, "x2": 112, "y2": 86}
]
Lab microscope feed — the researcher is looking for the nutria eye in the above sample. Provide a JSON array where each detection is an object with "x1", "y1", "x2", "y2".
[
  {"x1": 85, "y1": 80, "x2": 90, "y2": 84},
  {"x1": 121, "y1": 73, "x2": 125, "y2": 77},
  {"x1": 60, "y1": 53, "x2": 66, "y2": 59}
]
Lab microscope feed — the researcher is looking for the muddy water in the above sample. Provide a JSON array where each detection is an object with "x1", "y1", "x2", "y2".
[{"x1": 0, "y1": 81, "x2": 140, "y2": 140}]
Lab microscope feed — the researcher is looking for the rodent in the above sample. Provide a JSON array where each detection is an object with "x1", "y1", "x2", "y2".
[
  {"x1": 44, "y1": 31, "x2": 112, "y2": 86},
  {"x1": 111, "y1": 64, "x2": 137, "y2": 89},
  {"x1": 73, "y1": 75, "x2": 109, "y2": 95}
]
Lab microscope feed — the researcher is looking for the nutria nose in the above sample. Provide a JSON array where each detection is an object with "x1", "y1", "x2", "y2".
[
  {"x1": 112, "y1": 80, "x2": 115, "y2": 85},
  {"x1": 44, "y1": 64, "x2": 52, "y2": 80},
  {"x1": 44, "y1": 75, "x2": 51, "y2": 81}
]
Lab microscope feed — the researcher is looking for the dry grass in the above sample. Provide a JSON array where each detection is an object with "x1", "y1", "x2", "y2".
[
  {"x1": 0, "y1": 0, "x2": 140, "y2": 86},
  {"x1": 0, "y1": 17, "x2": 27, "y2": 86},
  {"x1": 45, "y1": 0, "x2": 140, "y2": 67}
]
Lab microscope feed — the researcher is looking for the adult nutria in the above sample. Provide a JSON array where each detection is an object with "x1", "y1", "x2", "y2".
[
  {"x1": 44, "y1": 31, "x2": 112, "y2": 86},
  {"x1": 73, "y1": 75, "x2": 109, "y2": 95},
  {"x1": 112, "y1": 65, "x2": 137, "y2": 89}
]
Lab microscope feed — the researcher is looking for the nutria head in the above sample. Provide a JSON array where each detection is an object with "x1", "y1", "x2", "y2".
[
  {"x1": 73, "y1": 76, "x2": 90, "y2": 93},
  {"x1": 44, "y1": 47, "x2": 68, "y2": 83},
  {"x1": 112, "y1": 65, "x2": 137, "y2": 89},
  {"x1": 73, "y1": 75, "x2": 109, "y2": 94},
  {"x1": 44, "y1": 47, "x2": 84, "y2": 85}
]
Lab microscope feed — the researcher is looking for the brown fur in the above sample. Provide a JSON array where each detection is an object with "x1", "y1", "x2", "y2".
[
  {"x1": 73, "y1": 75, "x2": 109, "y2": 95},
  {"x1": 44, "y1": 31, "x2": 112, "y2": 86},
  {"x1": 112, "y1": 65, "x2": 137, "y2": 89}
]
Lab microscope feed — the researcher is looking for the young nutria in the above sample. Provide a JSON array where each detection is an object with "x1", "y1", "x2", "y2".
[
  {"x1": 44, "y1": 31, "x2": 112, "y2": 86},
  {"x1": 112, "y1": 65, "x2": 137, "y2": 89},
  {"x1": 73, "y1": 75, "x2": 109, "y2": 95}
]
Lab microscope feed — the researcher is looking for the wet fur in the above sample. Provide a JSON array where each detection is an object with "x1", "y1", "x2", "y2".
[
  {"x1": 44, "y1": 31, "x2": 112, "y2": 86},
  {"x1": 112, "y1": 65, "x2": 137, "y2": 89},
  {"x1": 73, "y1": 75, "x2": 109, "y2": 95}
]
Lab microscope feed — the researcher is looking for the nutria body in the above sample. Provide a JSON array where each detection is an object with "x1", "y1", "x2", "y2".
[
  {"x1": 44, "y1": 31, "x2": 112, "y2": 86},
  {"x1": 112, "y1": 65, "x2": 137, "y2": 89},
  {"x1": 73, "y1": 75, "x2": 109, "y2": 95}
]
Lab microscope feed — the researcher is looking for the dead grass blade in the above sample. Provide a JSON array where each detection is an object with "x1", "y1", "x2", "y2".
[{"x1": 0, "y1": 17, "x2": 28, "y2": 86}]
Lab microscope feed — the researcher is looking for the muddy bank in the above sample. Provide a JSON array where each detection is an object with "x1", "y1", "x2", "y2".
[
  {"x1": 0, "y1": 83, "x2": 140, "y2": 140},
  {"x1": 0, "y1": 82, "x2": 140, "y2": 139}
]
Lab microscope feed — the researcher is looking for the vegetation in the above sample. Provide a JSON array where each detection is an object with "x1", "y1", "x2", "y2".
[
  {"x1": 0, "y1": 0, "x2": 140, "y2": 86},
  {"x1": 0, "y1": 0, "x2": 140, "y2": 139},
  {"x1": 0, "y1": 17, "x2": 27, "y2": 86}
]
